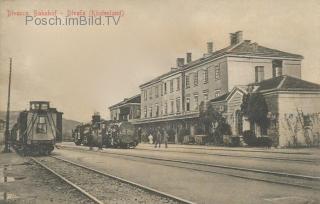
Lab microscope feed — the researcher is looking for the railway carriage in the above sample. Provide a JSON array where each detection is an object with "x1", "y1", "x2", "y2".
[{"x1": 11, "y1": 101, "x2": 63, "y2": 155}]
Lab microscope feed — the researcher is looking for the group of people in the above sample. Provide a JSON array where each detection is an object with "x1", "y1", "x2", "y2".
[{"x1": 153, "y1": 127, "x2": 169, "y2": 148}]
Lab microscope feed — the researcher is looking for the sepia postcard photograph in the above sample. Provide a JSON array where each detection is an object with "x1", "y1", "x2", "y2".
[{"x1": 0, "y1": 0, "x2": 319, "y2": 203}]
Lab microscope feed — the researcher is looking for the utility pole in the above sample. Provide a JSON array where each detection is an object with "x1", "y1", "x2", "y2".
[{"x1": 3, "y1": 58, "x2": 12, "y2": 153}]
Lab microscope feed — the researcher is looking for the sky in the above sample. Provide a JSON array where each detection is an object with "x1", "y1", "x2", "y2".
[{"x1": 0, "y1": 0, "x2": 319, "y2": 122}]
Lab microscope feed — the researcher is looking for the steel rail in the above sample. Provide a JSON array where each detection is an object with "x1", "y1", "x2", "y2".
[
  {"x1": 56, "y1": 147, "x2": 320, "y2": 190},
  {"x1": 59, "y1": 145, "x2": 320, "y2": 181},
  {"x1": 165, "y1": 145, "x2": 312, "y2": 155},
  {"x1": 50, "y1": 155, "x2": 196, "y2": 204},
  {"x1": 133, "y1": 147, "x2": 317, "y2": 163},
  {"x1": 31, "y1": 157, "x2": 104, "y2": 204}
]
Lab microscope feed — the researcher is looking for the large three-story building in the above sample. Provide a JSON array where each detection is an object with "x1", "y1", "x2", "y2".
[{"x1": 134, "y1": 31, "x2": 303, "y2": 142}]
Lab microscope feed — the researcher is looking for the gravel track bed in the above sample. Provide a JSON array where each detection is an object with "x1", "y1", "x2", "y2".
[
  {"x1": 38, "y1": 157, "x2": 182, "y2": 204},
  {"x1": 30, "y1": 159, "x2": 96, "y2": 204}
]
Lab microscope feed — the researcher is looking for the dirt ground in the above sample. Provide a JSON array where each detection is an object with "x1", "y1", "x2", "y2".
[{"x1": 0, "y1": 148, "x2": 91, "y2": 204}]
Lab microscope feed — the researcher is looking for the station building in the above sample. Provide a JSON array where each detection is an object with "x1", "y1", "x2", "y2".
[
  {"x1": 110, "y1": 31, "x2": 320, "y2": 147},
  {"x1": 133, "y1": 31, "x2": 310, "y2": 143},
  {"x1": 109, "y1": 94, "x2": 141, "y2": 122}
]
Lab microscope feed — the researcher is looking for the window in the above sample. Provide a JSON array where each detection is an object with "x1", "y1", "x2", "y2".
[
  {"x1": 36, "y1": 116, "x2": 47, "y2": 133},
  {"x1": 255, "y1": 66, "x2": 264, "y2": 83},
  {"x1": 164, "y1": 83, "x2": 167, "y2": 94},
  {"x1": 149, "y1": 88, "x2": 153, "y2": 99},
  {"x1": 194, "y1": 72, "x2": 198, "y2": 86},
  {"x1": 149, "y1": 107, "x2": 152, "y2": 117},
  {"x1": 164, "y1": 102, "x2": 168, "y2": 115},
  {"x1": 203, "y1": 90, "x2": 209, "y2": 101},
  {"x1": 194, "y1": 94, "x2": 199, "y2": 110},
  {"x1": 161, "y1": 83, "x2": 163, "y2": 96},
  {"x1": 32, "y1": 103, "x2": 40, "y2": 110},
  {"x1": 170, "y1": 100, "x2": 174, "y2": 114},
  {"x1": 176, "y1": 98, "x2": 181, "y2": 113},
  {"x1": 144, "y1": 106, "x2": 147, "y2": 118},
  {"x1": 176, "y1": 77, "x2": 180, "y2": 91},
  {"x1": 41, "y1": 103, "x2": 48, "y2": 110},
  {"x1": 215, "y1": 66, "x2": 220, "y2": 80},
  {"x1": 170, "y1": 79, "x2": 174, "y2": 93},
  {"x1": 215, "y1": 89, "x2": 221, "y2": 97},
  {"x1": 143, "y1": 90, "x2": 147, "y2": 101},
  {"x1": 203, "y1": 69, "x2": 208, "y2": 84},
  {"x1": 156, "y1": 104, "x2": 159, "y2": 117},
  {"x1": 186, "y1": 98, "x2": 190, "y2": 111},
  {"x1": 186, "y1": 75, "x2": 190, "y2": 88},
  {"x1": 155, "y1": 86, "x2": 159, "y2": 98}
]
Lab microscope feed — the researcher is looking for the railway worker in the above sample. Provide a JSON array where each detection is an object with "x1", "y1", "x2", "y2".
[
  {"x1": 163, "y1": 128, "x2": 169, "y2": 148},
  {"x1": 154, "y1": 127, "x2": 162, "y2": 148}
]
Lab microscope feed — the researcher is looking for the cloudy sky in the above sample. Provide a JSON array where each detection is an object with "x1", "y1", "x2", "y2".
[{"x1": 0, "y1": 0, "x2": 319, "y2": 122}]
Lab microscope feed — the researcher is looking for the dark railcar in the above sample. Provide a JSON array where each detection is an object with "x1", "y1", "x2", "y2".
[{"x1": 72, "y1": 113, "x2": 138, "y2": 148}]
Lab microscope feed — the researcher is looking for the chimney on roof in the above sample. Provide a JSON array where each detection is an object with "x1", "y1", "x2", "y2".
[
  {"x1": 252, "y1": 42, "x2": 258, "y2": 52},
  {"x1": 207, "y1": 42, "x2": 213, "y2": 53},
  {"x1": 176, "y1": 58, "x2": 185, "y2": 68},
  {"x1": 186, "y1": 53, "x2": 192, "y2": 63},
  {"x1": 230, "y1": 31, "x2": 243, "y2": 45}
]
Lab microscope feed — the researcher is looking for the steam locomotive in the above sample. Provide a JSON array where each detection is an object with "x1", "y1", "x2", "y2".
[
  {"x1": 11, "y1": 101, "x2": 63, "y2": 155},
  {"x1": 72, "y1": 113, "x2": 138, "y2": 148}
]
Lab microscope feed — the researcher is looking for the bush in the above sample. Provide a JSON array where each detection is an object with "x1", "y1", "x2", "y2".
[
  {"x1": 256, "y1": 136, "x2": 273, "y2": 147},
  {"x1": 243, "y1": 130, "x2": 257, "y2": 146},
  {"x1": 230, "y1": 136, "x2": 240, "y2": 147}
]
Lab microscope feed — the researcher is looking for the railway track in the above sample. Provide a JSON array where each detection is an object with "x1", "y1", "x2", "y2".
[
  {"x1": 58, "y1": 143, "x2": 318, "y2": 164},
  {"x1": 134, "y1": 147, "x2": 318, "y2": 163},
  {"x1": 166, "y1": 145, "x2": 313, "y2": 155},
  {"x1": 32, "y1": 156, "x2": 195, "y2": 204},
  {"x1": 58, "y1": 146, "x2": 320, "y2": 190}
]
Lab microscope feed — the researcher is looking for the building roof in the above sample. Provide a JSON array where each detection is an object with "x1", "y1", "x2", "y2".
[
  {"x1": 140, "y1": 69, "x2": 182, "y2": 88},
  {"x1": 109, "y1": 94, "x2": 141, "y2": 109},
  {"x1": 210, "y1": 92, "x2": 230, "y2": 103},
  {"x1": 227, "y1": 41, "x2": 303, "y2": 59},
  {"x1": 252, "y1": 75, "x2": 320, "y2": 92},
  {"x1": 210, "y1": 76, "x2": 320, "y2": 104},
  {"x1": 210, "y1": 86, "x2": 248, "y2": 103},
  {"x1": 140, "y1": 40, "x2": 303, "y2": 88}
]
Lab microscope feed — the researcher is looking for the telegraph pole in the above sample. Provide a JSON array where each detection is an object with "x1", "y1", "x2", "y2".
[{"x1": 3, "y1": 58, "x2": 12, "y2": 153}]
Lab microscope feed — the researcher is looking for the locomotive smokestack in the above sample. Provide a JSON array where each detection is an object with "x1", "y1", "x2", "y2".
[{"x1": 92, "y1": 112, "x2": 101, "y2": 124}]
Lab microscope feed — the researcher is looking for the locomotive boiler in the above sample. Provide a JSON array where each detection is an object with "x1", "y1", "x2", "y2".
[{"x1": 11, "y1": 101, "x2": 63, "y2": 155}]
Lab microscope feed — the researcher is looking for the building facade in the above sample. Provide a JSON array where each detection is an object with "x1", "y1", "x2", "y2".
[
  {"x1": 133, "y1": 31, "x2": 311, "y2": 145},
  {"x1": 109, "y1": 94, "x2": 141, "y2": 122}
]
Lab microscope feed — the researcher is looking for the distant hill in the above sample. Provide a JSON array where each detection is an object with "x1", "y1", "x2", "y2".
[
  {"x1": 61, "y1": 118, "x2": 81, "y2": 141},
  {"x1": 0, "y1": 111, "x2": 81, "y2": 141}
]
